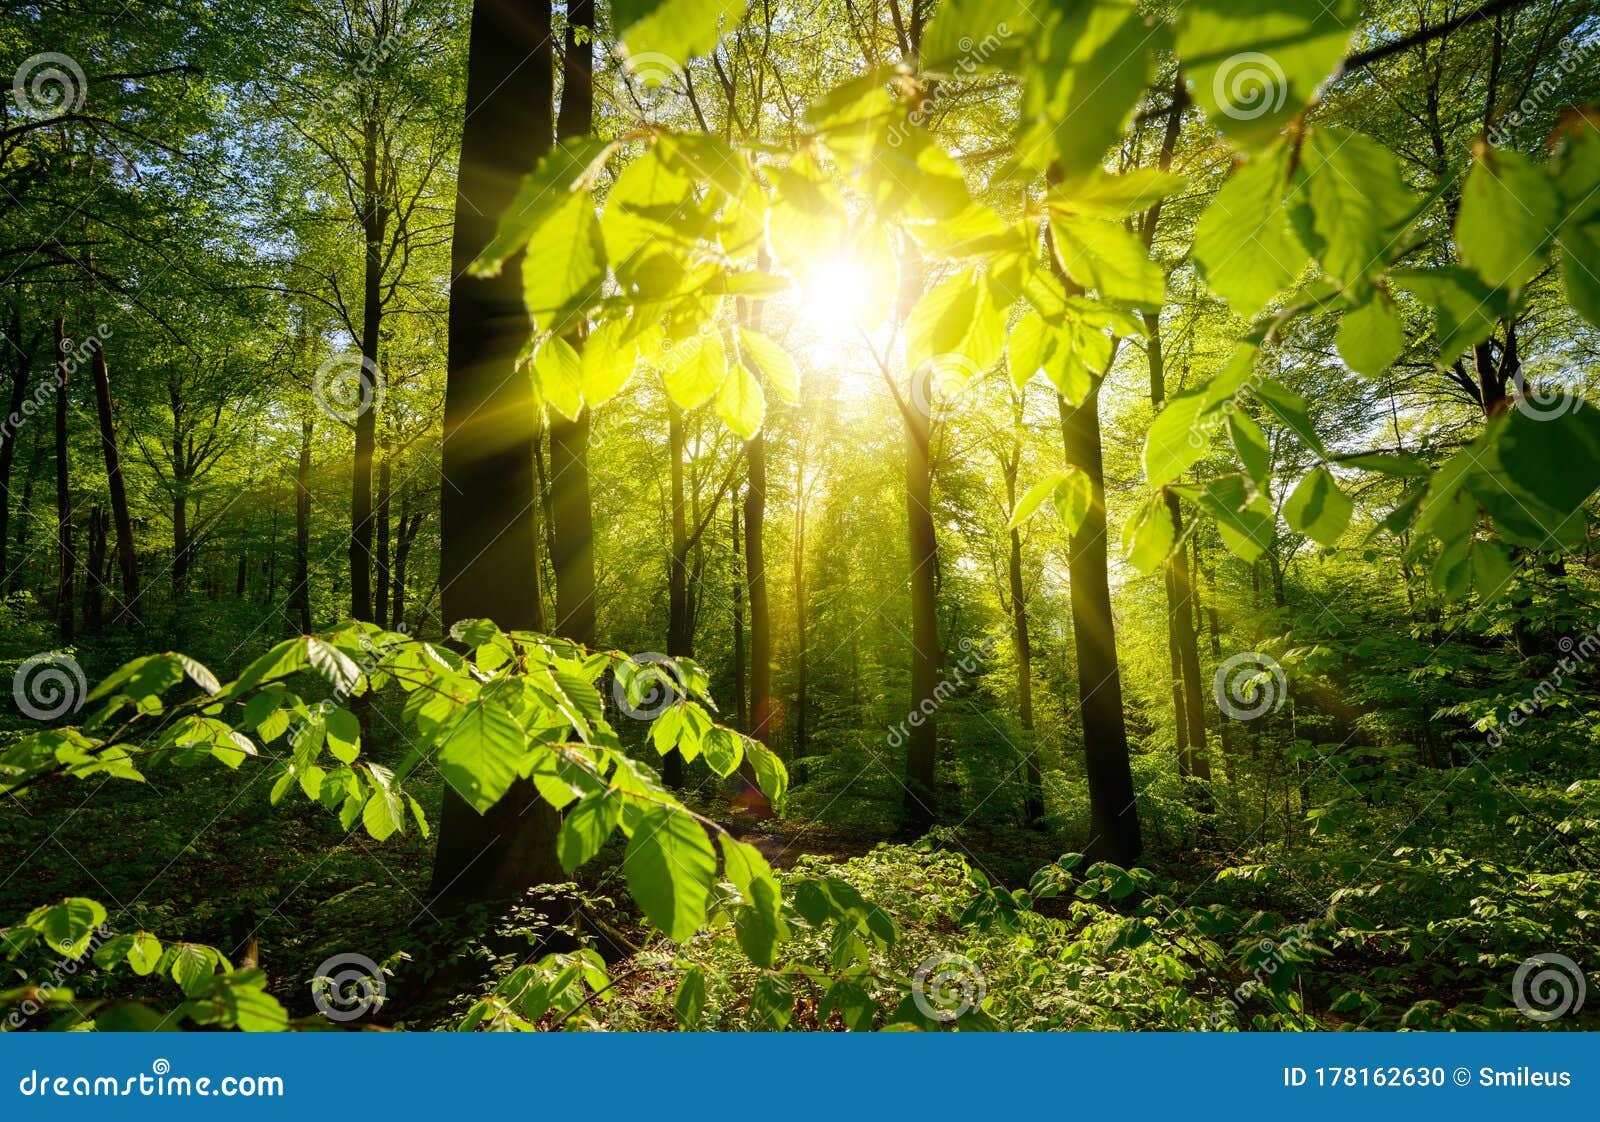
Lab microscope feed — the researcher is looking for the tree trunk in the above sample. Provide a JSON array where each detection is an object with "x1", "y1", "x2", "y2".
[
  {"x1": 0, "y1": 311, "x2": 36, "y2": 584},
  {"x1": 374, "y1": 452, "x2": 391, "y2": 629},
  {"x1": 792, "y1": 464, "x2": 809, "y2": 760},
  {"x1": 83, "y1": 504, "x2": 105, "y2": 631},
  {"x1": 349, "y1": 115, "x2": 386, "y2": 624},
  {"x1": 9, "y1": 419, "x2": 43, "y2": 595},
  {"x1": 1059, "y1": 386, "x2": 1140, "y2": 867},
  {"x1": 731, "y1": 499, "x2": 746, "y2": 731},
  {"x1": 392, "y1": 489, "x2": 420, "y2": 631},
  {"x1": 52, "y1": 316, "x2": 74, "y2": 643},
  {"x1": 1002, "y1": 451, "x2": 1042, "y2": 822},
  {"x1": 745, "y1": 433, "x2": 773, "y2": 744},
  {"x1": 291, "y1": 419, "x2": 312, "y2": 633},
  {"x1": 90, "y1": 341, "x2": 139, "y2": 623},
  {"x1": 430, "y1": 0, "x2": 566, "y2": 908},
  {"x1": 663, "y1": 402, "x2": 690, "y2": 788},
  {"x1": 902, "y1": 376, "x2": 939, "y2": 829}
]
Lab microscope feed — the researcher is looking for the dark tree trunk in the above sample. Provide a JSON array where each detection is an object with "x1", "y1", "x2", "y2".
[
  {"x1": 350, "y1": 115, "x2": 386, "y2": 624},
  {"x1": 1059, "y1": 387, "x2": 1140, "y2": 867},
  {"x1": 731, "y1": 499, "x2": 746, "y2": 731},
  {"x1": 663, "y1": 403, "x2": 690, "y2": 788},
  {"x1": 792, "y1": 475, "x2": 809, "y2": 759},
  {"x1": 430, "y1": 0, "x2": 566, "y2": 908},
  {"x1": 1002, "y1": 449, "x2": 1042, "y2": 822},
  {"x1": 83, "y1": 504, "x2": 105, "y2": 631},
  {"x1": 0, "y1": 309, "x2": 37, "y2": 583},
  {"x1": 902, "y1": 376, "x2": 939, "y2": 830},
  {"x1": 52, "y1": 316, "x2": 74, "y2": 643},
  {"x1": 745, "y1": 432, "x2": 773, "y2": 743},
  {"x1": 9, "y1": 419, "x2": 43, "y2": 595},
  {"x1": 528, "y1": 419, "x2": 547, "y2": 632},
  {"x1": 392, "y1": 489, "x2": 422, "y2": 631},
  {"x1": 291, "y1": 419, "x2": 312, "y2": 633},
  {"x1": 374, "y1": 452, "x2": 391, "y2": 629},
  {"x1": 90, "y1": 341, "x2": 139, "y2": 623}
]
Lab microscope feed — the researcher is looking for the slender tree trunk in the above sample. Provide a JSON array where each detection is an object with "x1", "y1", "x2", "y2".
[
  {"x1": 528, "y1": 420, "x2": 547, "y2": 632},
  {"x1": 374, "y1": 452, "x2": 391, "y2": 629},
  {"x1": 0, "y1": 312, "x2": 36, "y2": 583},
  {"x1": 9, "y1": 419, "x2": 43, "y2": 595},
  {"x1": 392, "y1": 490, "x2": 419, "y2": 631},
  {"x1": 291, "y1": 419, "x2": 312, "y2": 633},
  {"x1": 548, "y1": 0, "x2": 597, "y2": 649},
  {"x1": 350, "y1": 116, "x2": 386, "y2": 624},
  {"x1": 745, "y1": 433, "x2": 773, "y2": 745},
  {"x1": 731, "y1": 499, "x2": 746, "y2": 731},
  {"x1": 1002, "y1": 451, "x2": 1042, "y2": 822},
  {"x1": 430, "y1": 0, "x2": 566, "y2": 907},
  {"x1": 52, "y1": 316, "x2": 73, "y2": 643},
  {"x1": 663, "y1": 402, "x2": 690, "y2": 788},
  {"x1": 903, "y1": 375, "x2": 939, "y2": 829},
  {"x1": 90, "y1": 341, "x2": 139, "y2": 623},
  {"x1": 83, "y1": 504, "x2": 105, "y2": 631},
  {"x1": 171, "y1": 478, "x2": 189, "y2": 596},
  {"x1": 1059, "y1": 386, "x2": 1140, "y2": 866}
]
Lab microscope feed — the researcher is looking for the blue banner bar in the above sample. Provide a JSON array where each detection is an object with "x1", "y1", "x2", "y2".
[{"x1": 3, "y1": 1032, "x2": 1594, "y2": 1120}]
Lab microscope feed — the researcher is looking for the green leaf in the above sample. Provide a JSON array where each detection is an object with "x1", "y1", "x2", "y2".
[
  {"x1": 738, "y1": 329, "x2": 800, "y2": 405},
  {"x1": 1562, "y1": 220, "x2": 1600, "y2": 327},
  {"x1": 614, "y1": 0, "x2": 746, "y2": 67},
  {"x1": 362, "y1": 787, "x2": 405, "y2": 842},
  {"x1": 471, "y1": 138, "x2": 610, "y2": 276},
  {"x1": 435, "y1": 701, "x2": 527, "y2": 812},
  {"x1": 1284, "y1": 467, "x2": 1352, "y2": 546},
  {"x1": 1194, "y1": 143, "x2": 1306, "y2": 317},
  {"x1": 700, "y1": 725, "x2": 743, "y2": 777},
  {"x1": 1051, "y1": 469, "x2": 1094, "y2": 535},
  {"x1": 1006, "y1": 310, "x2": 1054, "y2": 390},
  {"x1": 1049, "y1": 216, "x2": 1165, "y2": 309},
  {"x1": 1392, "y1": 267, "x2": 1510, "y2": 366},
  {"x1": 1177, "y1": 0, "x2": 1360, "y2": 146},
  {"x1": 1123, "y1": 495, "x2": 1176, "y2": 574},
  {"x1": 1228, "y1": 410, "x2": 1272, "y2": 491},
  {"x1": 744, "y1": 737, "x2": 788, "y2": 806},
  {"x1": 1337, "y1": 292, "x2": 1406, "y2": 377},
  {"x1": 324, "y1": 707, "x2": 360, "y2": 764},
  {"x1": 1252, "y1": 378, "x2": 1326, "y2": 457},
  {"x1": 906, "y1": 267, "x2": 1003, "y2": 375},
  {"x1": 306, "y1": 637, "x2": 361, "y2": 695},
  {"x1": 623, "y1": 805, "x2": 717, "y2": 941},
  {"x1": 660, "y1": 330, "x2": 727, "y2": 410},
  {"x1": 1143, "y1": 347, "x2": 1259, "y2": 486},
  {"x1": 1008, "y1": 472, "x2": 1065, "y2": 530},
  {"x1": 32, "y1": 898, "x2": 106, "y2": 957},
  {"x1": 716, "y1": 362, "x2": 766, "y2": 439},
  {"x1": 1186, "y1": 475, "x2": 1274, "y2": 562},
  {"x1": 673, "y1": 965, "x2": 707, "y2": 1028},
  {"x1": 1456, "y1": 147, "x2": 1559, "y2": 290},
  {"x1": 1471, "y1": 539, "x2": 1515, "y2": 603},
  {"x1": 750, "y1": 971, "x2": 795, "y2": 1029},
  {"x1": 169, "y1": 943, "x2": 218, "y2": 996},
  {"x1": 559, "y1": 790, "x2": 624, "y2": 872},
  {"x1": 1300, "y1": 127, "x2": 1416, "y2": 298},
  {"x1": 1052, "y1": 168, "x2": 1187, "y2": 219},
  {"x1": 523, "y1": 194, "x2": 606, "y2": 334},
  {"x1": 533, "y1": 334, "x2": 585, "y2": 421}
]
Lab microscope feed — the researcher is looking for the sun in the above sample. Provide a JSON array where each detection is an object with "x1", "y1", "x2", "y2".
[{"x1": 798, "y1": 255, "x2": 875, "y2": 338}]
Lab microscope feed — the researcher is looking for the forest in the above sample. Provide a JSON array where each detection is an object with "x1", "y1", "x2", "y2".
[{"x1": 1, "y1": 0, "x2": 1599, "y2": 1033}]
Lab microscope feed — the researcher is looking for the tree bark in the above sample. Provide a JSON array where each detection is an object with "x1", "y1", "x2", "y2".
[
  {"x1": 430, "y1": 0, "x2": 567, "y2": 908},
  {"x1": 52, "y1": 316, "x2": 75, "y2": 642},
  {"x1": 1059, "y1": 386, "x2": 1140, "y2": 867},
  {"x1": 90, "y1": 341, "x2": 139, "y2": 623},
  {"x1": 0, "y1": 308, "x2": 37, "y2": 584},
  {"x1": 1001, "y1": 441, "x2": 1042, "y2": 822},
  {"x1": 291, "y1": 419, "x2": 312, "y2": 633},
  {"x1": 663, "y1": 402, "x2": 690, "y2": 787},
  {"x1": 374, "y1": 451, "x2": 391, "y2": 628},
  {"x1": 349, "y1": 113, "x2": 386, "y2": 623},
  {"x1": 731, "y1": 498, "x2": 746, "y2": 731},
  {"x1": 902, "y1": 372, "x2": 939, "y2": 829}
]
